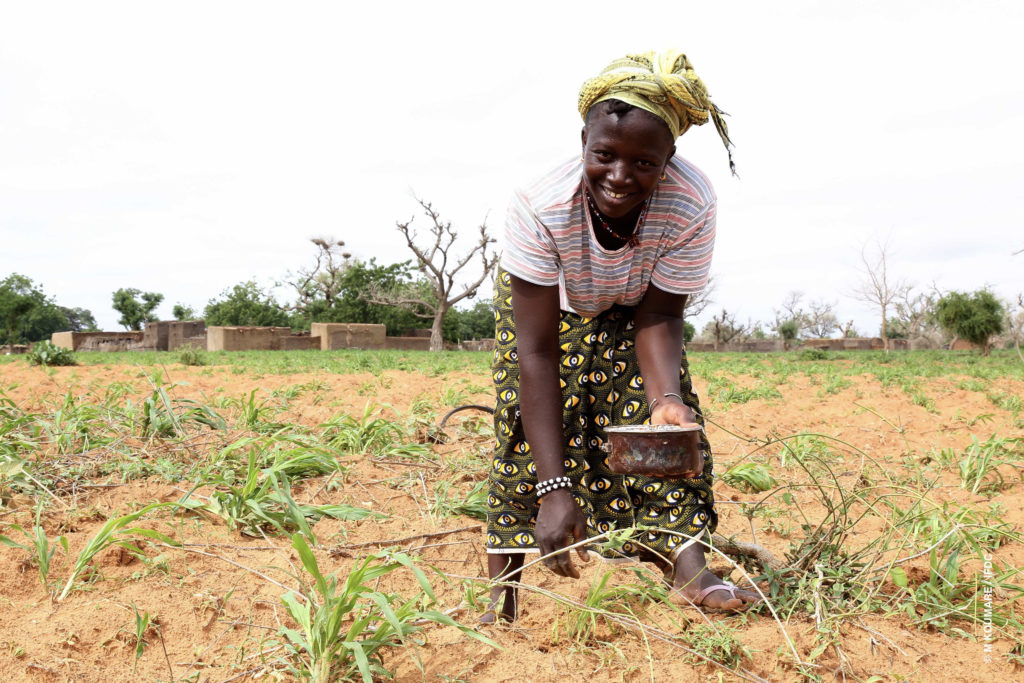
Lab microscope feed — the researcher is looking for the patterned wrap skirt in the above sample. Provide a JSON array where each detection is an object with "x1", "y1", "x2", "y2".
[{"x1": 487, "y1": 269, "x2": 718, "y2": 560}]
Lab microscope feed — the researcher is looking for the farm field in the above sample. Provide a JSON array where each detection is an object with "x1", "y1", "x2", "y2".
[{"x1": 1, "y1": 349, "x2": 1022, "y2": 682}]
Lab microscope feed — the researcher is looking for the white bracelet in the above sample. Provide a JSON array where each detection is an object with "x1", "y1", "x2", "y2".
[
  {"x1": 536, "y1": 476, "x2": 572, "y2": 498},
  {"x1": 649, "y1": 392, "x2": 684, "y2": 413}
]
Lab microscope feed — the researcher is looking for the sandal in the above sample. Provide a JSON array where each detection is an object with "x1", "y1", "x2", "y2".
[{"x1": 676, "y1": 580, "x2": 754, "y2": 613}]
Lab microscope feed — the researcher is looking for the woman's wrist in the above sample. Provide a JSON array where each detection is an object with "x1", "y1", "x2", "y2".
[{"x1": 648, "y1": 392, "x2": 684, "y2": 413}]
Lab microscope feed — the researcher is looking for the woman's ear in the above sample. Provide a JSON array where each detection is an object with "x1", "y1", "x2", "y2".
[
  {"x1": 581, "y1": 127, "x2": 588, "y2": 149},
  {"x1": 666, "y1": 144, "x2": 676, "y2": 165}
]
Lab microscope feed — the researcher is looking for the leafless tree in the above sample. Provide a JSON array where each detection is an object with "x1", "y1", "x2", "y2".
[
  {"x1": 850, "y1": 239, "x2": 911, "y2": 352},
  {"x1": 839, "y1": 320, "x2": 859, "y2": 338},
  {"x1": 803, "y1": 299, "x2": 840, "y2": 338},
  {"x1": 367, "y1": 198, "x2": 498, "y2": 351},
  {"x1": 287, "y1": 237, "x2": 352, "y2": 313},
  {"x1": 705, "y1": 308, "x2": 746, "y2": 351},
  {"x1": 774, "y1": 290, "x2": 839, "y2": 339},
  {"x1": 682, "y1": 274, "x2": 716, "y2": 321},
  {"x1": 890, "y1": 285, "x2": 944, "y2": 348}
]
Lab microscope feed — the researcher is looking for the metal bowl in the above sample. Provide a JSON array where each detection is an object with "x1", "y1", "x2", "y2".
[{"x1": 601, "y1": 424, "x2": 705, "y2": 477}]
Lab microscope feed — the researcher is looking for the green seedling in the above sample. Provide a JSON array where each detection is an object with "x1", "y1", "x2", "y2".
[
  {"x1": 57, "y1": 502, "x2": 181, "y2": 602},
  {"x1": 275, "y1": 534, "x2": 497, "y2": 683},
  {"x1": 0, "y1": 505, "x2": 68, "y2": 592}
]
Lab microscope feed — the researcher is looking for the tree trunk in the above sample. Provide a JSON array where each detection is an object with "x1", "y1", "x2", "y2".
[
  {"x1": 880, "y1": 302, "x2": 889, "y2": 353},
  {"x1": 430, "y1": 304, "x2": 448, "y2": 352}
]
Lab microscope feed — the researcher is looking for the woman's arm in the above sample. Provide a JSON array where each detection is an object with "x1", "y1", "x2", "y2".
[
  {"x1": 634, "y1": 285, "x2": 697, "y2": 425},
  {"x1": 510, "y1": 274, "x2": 589, "y2": 577}
]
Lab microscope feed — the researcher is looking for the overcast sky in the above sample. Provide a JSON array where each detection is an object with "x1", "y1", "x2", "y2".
[{"x1": 2, "y1": 1, "x2": 1022, "y2": 335}]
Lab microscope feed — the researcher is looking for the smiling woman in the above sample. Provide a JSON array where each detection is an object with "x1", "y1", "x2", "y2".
[{"x1": 482, "y1": 51, "x2": 761, "y2": 624}]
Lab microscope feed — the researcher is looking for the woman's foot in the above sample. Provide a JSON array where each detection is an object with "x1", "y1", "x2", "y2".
[
  {"x1": 481, "y1": 553, "x2": 523, "y2": 623},
  {"x1": 478, "y1": 585, "x2": 517, "y2": 624},
  {"x1": 669, "y1": 542, "x2": 760, "y2": 611}
]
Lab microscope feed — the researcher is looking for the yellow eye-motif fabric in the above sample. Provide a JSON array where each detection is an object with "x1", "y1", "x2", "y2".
[
  {"x1": 562, "y1": 353, "x2": 585, "y2": 368},
  {"x1": 607, "y1": 496, "x2": 630, "y2": 512},
  {"x1": 499, "y1": 420, "x2": 513, "y2": 436},
  {"x1": 666, "y1": 489, "x2": 684, "y2": 504},
  {"x1": 559, "y1": 320, "x2": 571, "y2": 334},
  {"x1": 498, "y1": 329, "x2": 515, "y2": 344},
  {"x1": 583, "y1": 332, "x2": 598, "y2": 344},
  {"x1": 642, "y1": 482, "x2": 663, "y2": 495},
  {"x1": 509, "y1": 499, "x2": 528, "y2": 511},
  {"x1": 617, "y1": 340, "x2": 633, "y2": 351},
  {"x1": 628, "y1": 375, "x2": 644, "y2": 390},
  {"x1": 596, "y1": 520, "x2": 612, "y2": 533},
  {"x1": 488, "y1": 495, "x2": 501, "y2": 507},
  {"x1": 588, "y1": 477, "x2": 612, "y2": 492},
  {"x1": 578, "y1": 415, "x2": 588, "y2": 428},
  {"x1": 595, "y1": 413, "x2": 610, "y2": 427},
  {"x1": 564, "y1": 395, "x2": 580, "y2": 410},
  {"x1": 567, "y1": 434, "x2": 583, "y2": 448},
  {"x1": 493, "y1": 368, "x2": 507, "y2": 383},
  {"x1": 498, "y1": 461, "x2": 519, "y2": 476},
  {"x1": 502, "y1": 348, "x2": 518, "y2": 362},
  {"x1": 500, "y1": 388, "x2": 518, "y2": 403},
  {"x1": 511, "y1": 441, "x2": 529, "y2": 455},
  {"x1": 496, "y1": 514, "x2": 517, "y2": 527},
  {"x1": 622, "y1": 400, "x2": 642, "y2": 418},
  {"x1": 514, "y1": 482, "x2": 535, "y2": 495},
  {"x1": 668, "y1": 506, "x2": 683, "y2": 522},
  {"x1": 606, "y1": 390, "x2": 620, "y2": 405},
  {"x1": 512, "y1": 532, "x2": 534, "y2": 546},
  {"x1": 613, "y1": 360, "x2": 627, "y2": 376},
  {"x1": 563, "y1": 457, "x2": 579, "y2": 470},
  {"x1": 589, "y1": 370, "x2": 608, "y2": 385},
  {"x1": 559, "y1": 378, "x2": 567, "y2": 389}
]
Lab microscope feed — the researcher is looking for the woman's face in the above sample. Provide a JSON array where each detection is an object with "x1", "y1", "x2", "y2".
[{"x1": 582, "y1": 109, "x2": 676, "y2": 219}]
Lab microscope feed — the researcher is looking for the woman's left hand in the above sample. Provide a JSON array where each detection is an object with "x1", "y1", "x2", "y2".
[{"x1": 650, "y1": 398, "x2": 697, "y2": 427}]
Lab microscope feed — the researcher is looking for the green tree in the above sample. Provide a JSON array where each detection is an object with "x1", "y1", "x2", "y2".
[
  {"x1": 172, "y1": 303, "x2": 197, "y2": 320},
  {"x1": 0, "y1": 274, "x2": 91, "y2": 348},
  {"x1": 59, "y1": 307, "x2": 98, "y2": 332},
  {"x1": 204, "y1": 281, "x2": 290, "y2": 327},
  {"x1": 287, "y1": 244, "x2": 429, "y2": 336},
  {"x1": 446, "y1": 299, "x2": 495, "y2": 342},
  {"x1": 777, "y1": 319, "x2": 800, "y2": 350},
  {"x1": 935, "y1": 289, "x2": 1005, "y2": 355},
  {"x1": 112, "y1": 288, "x2": 164, "y2": 330},
  {"x1": 0, "y1": 274, "x2": 39, "y2": 351}
]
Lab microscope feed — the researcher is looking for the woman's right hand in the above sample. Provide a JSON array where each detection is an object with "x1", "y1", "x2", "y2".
[{"x1": 535, "y1": 488, "x2": 590, "y2": 578}]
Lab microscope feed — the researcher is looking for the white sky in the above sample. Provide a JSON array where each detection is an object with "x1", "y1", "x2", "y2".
[{"x1": 2, "y1": 1, "x2": 1022, "y2": 335}]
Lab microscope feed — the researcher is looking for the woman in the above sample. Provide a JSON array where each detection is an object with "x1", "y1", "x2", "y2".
[{"x1": 484, "y1": 51, "x2": 760, "y2": 622}]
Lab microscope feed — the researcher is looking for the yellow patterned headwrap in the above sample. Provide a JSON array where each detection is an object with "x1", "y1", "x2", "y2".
[{"x1": 578, "y1": 50, "x2": 735, "y2": 174}]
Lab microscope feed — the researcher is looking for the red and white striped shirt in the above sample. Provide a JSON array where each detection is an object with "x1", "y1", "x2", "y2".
[{"x1": 501, "y1": 154, "x2": 716, "y2": 316}]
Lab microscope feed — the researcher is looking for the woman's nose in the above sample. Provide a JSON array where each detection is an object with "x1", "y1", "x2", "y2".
[{"x1": 607, "y1": 161, "x2": 629, "y2": 183}]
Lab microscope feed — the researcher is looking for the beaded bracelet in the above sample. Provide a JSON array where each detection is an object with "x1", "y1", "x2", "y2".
[
  {"x1": 648, "y1": 392, "x2": 684, "y2": 413},
  {"x1": 535, "y1": 476, "x2": 571, "y2": 498}
]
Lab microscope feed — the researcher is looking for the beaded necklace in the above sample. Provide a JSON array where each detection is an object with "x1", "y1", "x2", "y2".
[{"x1": 585, "y1": 188, "x2": 649, "y2": 248}]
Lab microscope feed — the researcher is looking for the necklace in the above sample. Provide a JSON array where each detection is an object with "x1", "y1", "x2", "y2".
[{"x1": 585, "y1": 189, "x2": 649, "y2": 248}]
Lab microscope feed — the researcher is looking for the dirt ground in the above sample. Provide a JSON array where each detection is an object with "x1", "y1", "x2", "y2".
[{"x1": 0, "y1": 358, "x2": 1022, "y2": 682}]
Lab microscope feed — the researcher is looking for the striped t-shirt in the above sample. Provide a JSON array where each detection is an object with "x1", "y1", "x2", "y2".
[{"x1": 500, "y1": 154, "x2": 716, "y2": 316}]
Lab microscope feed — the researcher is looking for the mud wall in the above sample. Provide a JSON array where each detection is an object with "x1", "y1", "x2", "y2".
[
  {"x1": 51, "y1": 331, "x2": 144, "y2": 351},
  {"x1": 311, "y1": 323, "x2": 387, "y2": 350}
]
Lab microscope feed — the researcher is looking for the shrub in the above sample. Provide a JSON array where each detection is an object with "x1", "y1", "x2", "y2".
[
  {"x1": 178, "y1": 346, "x2": 207, "y2": 366},
  {"x1": 27, "y1": 340, "x2": 76, "y2": 366}
]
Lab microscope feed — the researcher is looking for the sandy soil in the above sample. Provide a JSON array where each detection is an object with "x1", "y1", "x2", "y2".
[{"x1": 0, "y1": 358, "x2": 1021, "y2": 682}]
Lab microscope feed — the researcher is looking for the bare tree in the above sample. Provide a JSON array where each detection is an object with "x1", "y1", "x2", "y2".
[
  {"x1": 890, "y1": 286, "x2": 944, "y2": 348},
  {"x1": 288, "y1": 237, "x2": 352, "y2": 313},
  {"x1": 682, "y1": 274, "x2": 716, "y2": 321},
  {"x1": 368, "y1": 198, "x2": 498, "y2": 351},
  {"x1": 773, "y1": 290, "x2": 839, "y2": 339},
  {"x1": 803, "y1": 299, "x2": 840, "y2": 338},
  {"x1": 706, "y1": 308, "x2": 746, "y2": 351},
  {"x1": 850, "y1": 239, "x2": 910, "y2": 352}
]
